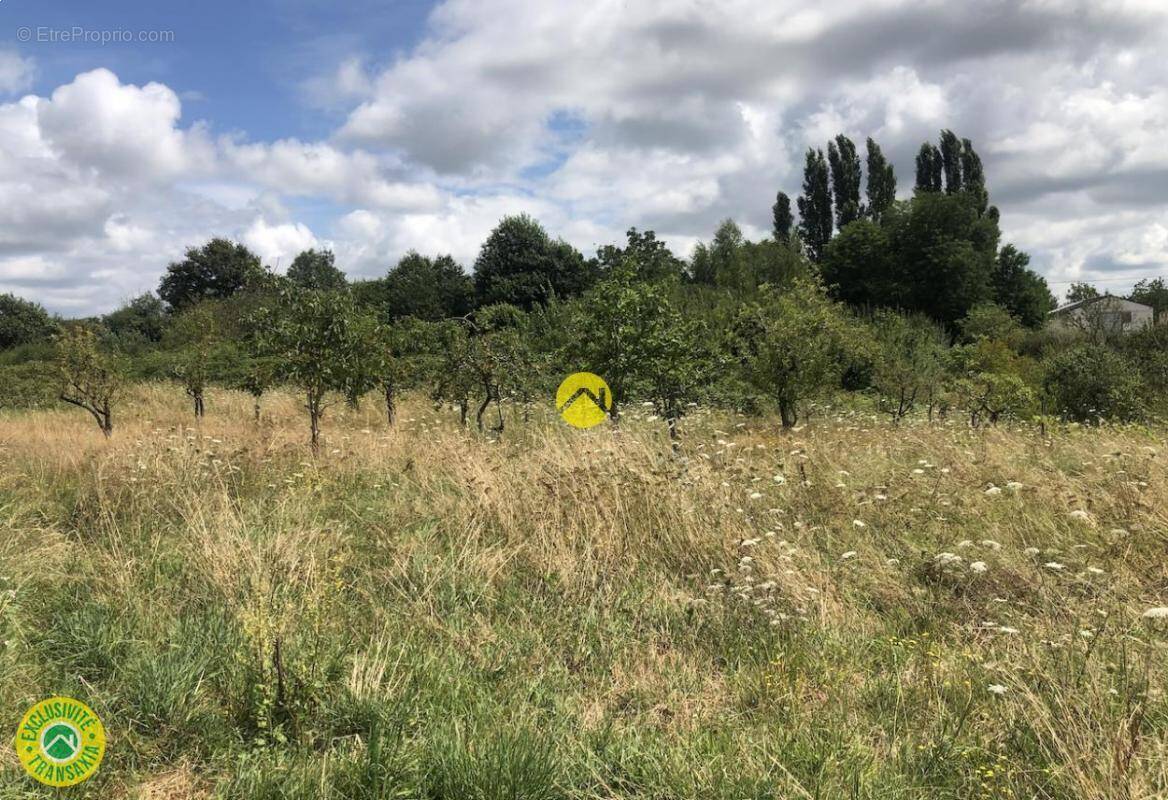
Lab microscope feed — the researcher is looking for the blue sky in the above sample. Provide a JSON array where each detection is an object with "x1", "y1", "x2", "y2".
[
  {"x1": 1, "y1": 0, "x2": 1166, "y2": 315},
  {"x1": 4, "y1": 0, "x2": 434, "y2": 139}
]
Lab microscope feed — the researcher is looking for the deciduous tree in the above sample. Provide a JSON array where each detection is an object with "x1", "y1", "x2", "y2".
[
  {"x1": 287, "y1": 249, "x2": 346, "y2": 291},
  {"x1": 159, "y1": 238, "x2": 266, "y2": 311},
  {"x1": 54, "y1": 326, "x2": 123, "y2": 437},
  {"x1": 0, "y1": 293, "x2": 57, "y2": 350},
  {"x1": 474, "y1": 215, "x2": 594, "y2": 309}
]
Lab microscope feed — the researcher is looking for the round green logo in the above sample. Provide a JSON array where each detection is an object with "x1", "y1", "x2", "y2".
[{"x1": 15, "y1": 697, "x2": 106, "y2": 786}]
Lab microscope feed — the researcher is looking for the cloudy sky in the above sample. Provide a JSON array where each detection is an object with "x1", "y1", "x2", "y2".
[{"x1": 1, "y1": 0, "x2": 1166, "y2": 316}]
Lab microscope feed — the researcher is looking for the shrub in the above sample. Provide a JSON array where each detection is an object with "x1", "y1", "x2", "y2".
[{"x1": 1043, "y1": 344, "x2": 1145, "y2": 422}]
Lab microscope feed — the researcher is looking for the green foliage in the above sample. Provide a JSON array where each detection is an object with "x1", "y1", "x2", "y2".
[
  {"x1": 102, "y1": 292, "x2": 167, "y2": 346},
  {"x1": 914, "y1": 142, "x2": 943, "y2": 193},
  {"x1": 159, "y1": 238, "x2": 266, "y2": 311},
  {"x1": 939, "y1": 129, "x2": 963, "y2": 194},
  {"x1": 474, "y1": 214, "x2": 594, "y2": 309},
  {"x1": 287, "y1": 249, "x2": 346, "y2": 291},
  {"x1": 1044, "y1": 344, "x2": 1145, "y2": 423},
  {"x1": 1065, "y1": 282, "x2": 1099, "y2": 304},
  {"x1": 958, "y1": 303, "x2": 1025, "y2": 347},
  {"x1": 772, "y1": 192, "x2": 793, "y2": 242},
  {"x1": 828, "y1": 134, "x2": 862, "y2": 228},
  {"x1": 380, "y1": 251, "x2": 474, "y2": 321},
  {"x1": 865, "y1": 138, "x2": 896, "y2": 221},
  {"x1": 733, "y1": 279, "x2": 857, "y2": 427},
  {"x1": 991, "y1": 245, "x2": 1054, "y2": 328},
  {"x1": 1129, "y1": 277, "x2": 1168, "y2": 322},
  {"x1": 54, "y1": 325, "x2": 125, "y2": 436},
  {"x1": 953, "y1": 371, "x2": 1034, "y2": 426},
  {"x1": 884, "y1": 191, "x2": 997, "y2": 328},
  {"x1": 1117, "y1": 325, "x2": 1168, "y2": 400},
  {"x1": 870, "y1": 311, "x2": 946, "y2": 421},
  {"x1": 0, "y1": 292, "x2": 57, "y2": 350},
  {"x1": 692, "y1": 221, "x2": 807, "y2": 293},
  {"x1": 821, "y1": 219, "x2": 890, "y2": 308},
  {"x1": 165, "y1": 303, "x2": 233, "y2": 417},
  {"x1": 564, "y1": 277, "x2": 714, "y2": 435},
  {"x1": 596, "y1": 228, "x2": 686, "y2": 284},
  {"x1": 0, "y1": 361, "x2": 56, "y2": 410},
  {"x1": 796, "y1": 148, "x2": 833, "y2": 261},
  {"x1": 961, "y1": 137, "x2": 988, "y2": 213},
  {"x1": 253, "y1": 289, "x2": 379, "y2": 449}
]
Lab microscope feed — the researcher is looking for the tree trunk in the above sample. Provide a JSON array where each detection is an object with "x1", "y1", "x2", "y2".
[
  {"x1": 459, "y1": 398, "x2": 469, "y2": 427},
  {"x1": 779, "y1": 397, "x2": 798, "y2": 428},
  {"x1": 384, "y1": 383, "x2": 396, "y2": 426},
  {"x1": 194, "y1": 392, "x2": 205, "y2": 419},
  {"x1": 101, "y1": 402, "x2": 113, "y2": 438},
  {"x1": 253, "y1": 396, "x2": 261, "y2": 422},
  {"x1": 476, "y1": 394, "x2": 491, "y2": 432},
  {"x1": 308, "y1": 389, "x2": 322, "y2": 454}
]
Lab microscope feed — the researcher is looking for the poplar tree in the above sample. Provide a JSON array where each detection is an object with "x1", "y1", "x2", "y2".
[
  {"x1": 940, "y1": 129, "x2": 963, "y2": 194},
  {"x1": 827, "y1": 135, "x2": 863, "y2": 229},
  {"x1": 772, "y1": 192, "x2": 793, "y2": 243},
  {"x1": 914, "y1": 143, "x2": 943, "y2": 193},
  {"x1": 961, "y1": 137, "x2": 988, "y2": 213},
  {"x1": 797, "y1": 149, "x2": 833, "y2": 261},
  {"x1": 865, "y1": 138, "x2": 897, "y2": 221}
]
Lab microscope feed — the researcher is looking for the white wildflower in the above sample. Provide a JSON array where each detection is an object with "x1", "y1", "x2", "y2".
[
  {"x1": 998, "y1": 626, "x2": 1020, "y2": 634},
  {"x1": 840, "y1": 551, "x2": 857, "y2": 560},
  {"x1": 970, "y1": 561, "x2": 988, "y2": 573},
  {"x1": 1024, "y1": 547, "x2": 1040, "y2": 557},
  {"x1": 1044, "y1": 562, "x2": 1065, "y2": 571},
  {"x1": 987, "y1": 684, "x2": 1008, "y2": 695},
  {"x1": 981, "y1": 539, "x2": 1002, "y2": 550},
  {"x1": 985, "y1": 486, "x2": 1002, "y2": 496},
  {"x1": 1069, "y1": 510, "x2": 1093, "y2": 523},
  {"x1": 853, "y1": 519, "x2": 867, "y2": 528},
  {"x1": 935, "y1": 552, "x2": 962, "y2": 566},
  {"x1": 1141, "y1": 607, "x2": 1168, "y2": 619},
  {"x1": 1006, "y1": 481, "x2": 1024, "y2": 491}
]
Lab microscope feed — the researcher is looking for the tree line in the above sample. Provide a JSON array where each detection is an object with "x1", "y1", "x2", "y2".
[{"x1": 2, "y1": 130, "x2": 1166, "y2": 448}]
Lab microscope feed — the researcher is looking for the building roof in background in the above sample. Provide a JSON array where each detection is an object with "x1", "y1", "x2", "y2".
[{"x1": 1050, "y1": 294, "x2": 1151, "y2": 316}]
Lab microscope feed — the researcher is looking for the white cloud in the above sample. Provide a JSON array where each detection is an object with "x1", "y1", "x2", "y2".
[
  {"x1": 36, "y1": 69, "x2": 215, "y2": 184},
  {"x1": 242, "y1": 218, "x2": 321, "y2": 270},
  {"x1": 0, "y1": 50, "x2": 35, "y2": 95},
  {"x1": 3, "y1": 1, "x2": 1168, "y2": 314}
]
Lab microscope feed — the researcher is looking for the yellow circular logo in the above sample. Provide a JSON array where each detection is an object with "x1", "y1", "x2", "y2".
[
  {"x1": 15, "y1": 697, "x2": 106, "y2": 787},
  {"x1": 556, "y1": 372, "x2": 612, "y2": 429}
]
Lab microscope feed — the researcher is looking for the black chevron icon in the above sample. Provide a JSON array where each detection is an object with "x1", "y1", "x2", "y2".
[{"x1": 558, "y1": 386, "x2": 609, "y2": 413}]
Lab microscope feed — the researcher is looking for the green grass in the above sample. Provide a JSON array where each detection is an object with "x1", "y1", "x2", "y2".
[{"x1": 0, "y1": 385, "x2": 1166, "y2": 798}]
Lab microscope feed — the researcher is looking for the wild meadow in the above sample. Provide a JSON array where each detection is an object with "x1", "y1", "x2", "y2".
[{"x1": 1, "y1": 386, "x2": 1165, "y2": 799}]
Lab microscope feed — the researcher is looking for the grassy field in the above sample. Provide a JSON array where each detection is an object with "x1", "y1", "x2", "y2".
[{"x1": 1, "y1": 386, "x2": 1166, "y2": 799}]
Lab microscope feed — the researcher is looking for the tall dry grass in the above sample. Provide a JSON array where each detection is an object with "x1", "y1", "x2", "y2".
[{"x1": 0, "y1": 383, "x2": 1165, "y2": 798}]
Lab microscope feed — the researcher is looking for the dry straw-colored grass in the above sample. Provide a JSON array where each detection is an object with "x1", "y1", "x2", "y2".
[{"x1": 0, "y1": 383, "x2": 1165, "y2": 798}]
